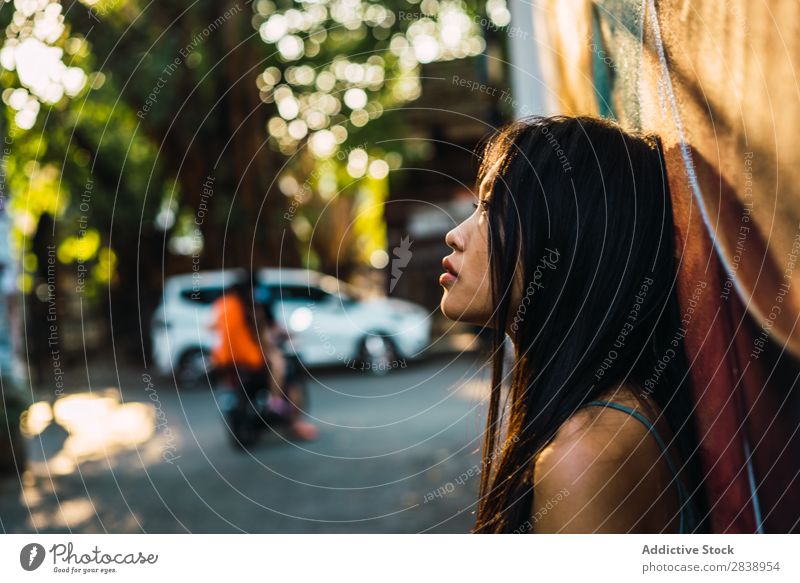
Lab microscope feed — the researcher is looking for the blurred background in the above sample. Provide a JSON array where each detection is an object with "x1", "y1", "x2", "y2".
[
  {"x1": 3, "y1": 0, "x2": 800, "y2": 534},
  {"x1": 0, "y1": 0, "x2": 537, "y2": 533}
]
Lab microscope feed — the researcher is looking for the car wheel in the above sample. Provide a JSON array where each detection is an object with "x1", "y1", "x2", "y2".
[
  {"x1": 357, "y1": 334, "x2": 398, "y2": 376},
  {"x1": 177, "y1": 348, "x2": 210, "y2": 389}
]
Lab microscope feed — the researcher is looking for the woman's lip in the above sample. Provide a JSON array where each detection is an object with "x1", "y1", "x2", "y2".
[
  {"x1": 439, "y1": 272, "x2": 457, "y2": 287},
  {"x1": 442, "y1": 256, "x2": 459, "y2": 276}
]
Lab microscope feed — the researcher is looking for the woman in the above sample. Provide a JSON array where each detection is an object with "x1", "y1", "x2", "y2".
[{"x1": 439, "y1": 115, "x2": 707, "y2": 533}]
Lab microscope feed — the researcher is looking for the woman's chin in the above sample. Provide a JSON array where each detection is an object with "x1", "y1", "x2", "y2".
[
  {"x1": 439, "y1": 294, "x2": 461, "y2": 322},
  {"x1": 440, "y1": 295, "x2": 482, "y2": 326},
  {"x1": 439, "y1": 298, "x2": 454, "y2": 321}
]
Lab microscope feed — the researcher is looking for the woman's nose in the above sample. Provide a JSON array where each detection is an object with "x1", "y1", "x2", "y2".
[{"x1": 445, "y1": 225, "x2": 463, "y2": 251}]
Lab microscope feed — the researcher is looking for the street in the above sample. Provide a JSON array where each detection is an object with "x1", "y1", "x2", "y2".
[{"x1": 0, "y1": 352, "x2": 490, "y2": 533}]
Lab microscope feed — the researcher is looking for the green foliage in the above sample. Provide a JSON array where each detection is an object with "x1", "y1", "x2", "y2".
[{"x1": 1, "y1": 0, "x2": 508, "y2": 287}]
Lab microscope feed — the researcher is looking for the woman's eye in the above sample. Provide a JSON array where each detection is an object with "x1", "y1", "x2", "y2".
[{"x1": 472, "y1": 200, "x2": 487, "y2": 212}]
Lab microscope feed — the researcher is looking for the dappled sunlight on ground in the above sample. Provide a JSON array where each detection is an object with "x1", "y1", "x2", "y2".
[
  {"x1": 21, "y1": 389, "x2": 162, "y2": 476},
  {"x1": 2, "y1": 388, "x2": 181, "y2": 531}
]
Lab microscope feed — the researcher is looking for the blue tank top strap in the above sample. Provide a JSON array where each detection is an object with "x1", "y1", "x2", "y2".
[{"x1": 581, "y1": 399, "x2": 692, "y2": 533}]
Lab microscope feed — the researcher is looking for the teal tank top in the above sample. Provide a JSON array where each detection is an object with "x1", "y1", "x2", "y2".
[{"x1": 581, "y1": 400, "x2": 700, "y2": 533}]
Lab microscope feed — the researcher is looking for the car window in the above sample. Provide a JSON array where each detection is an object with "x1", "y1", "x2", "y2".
[
  {"x1": 179, "y1": 287, "x2": 224, "y2": 305},
  {"x1": 268, "y1": 285, "x2": 330, "y2": 303}
]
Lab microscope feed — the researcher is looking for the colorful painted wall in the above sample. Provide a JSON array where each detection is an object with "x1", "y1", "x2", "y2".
[{"x1": 523, "y1": 0, "x2": 800, "y2": 532}]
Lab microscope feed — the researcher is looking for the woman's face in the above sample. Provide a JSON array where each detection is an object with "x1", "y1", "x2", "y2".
[{"x1": 439, "y1": 163, "x2": 501, "y2": 325}]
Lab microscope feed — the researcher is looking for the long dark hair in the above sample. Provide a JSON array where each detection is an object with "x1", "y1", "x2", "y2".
[
  {"x1": 228, "y1": 270, "x2": 261, "y2": 339},
  {"x1": 473, "y1": 115, "x2": 708, "y2": 533}
]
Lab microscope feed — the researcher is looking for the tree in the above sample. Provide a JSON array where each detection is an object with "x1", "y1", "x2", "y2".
[{"x1": 1, "y1": 0, "x2": 510, "y2": 353}]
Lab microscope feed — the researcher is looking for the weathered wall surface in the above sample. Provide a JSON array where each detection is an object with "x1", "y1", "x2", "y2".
[{"x1": 534, "y1": 0, "x2": 800, "y2": 532}]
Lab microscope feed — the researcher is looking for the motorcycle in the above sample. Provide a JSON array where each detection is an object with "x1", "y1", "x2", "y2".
[{"x1": 215, "y1": 338, "x2": 309, "y2": 450}]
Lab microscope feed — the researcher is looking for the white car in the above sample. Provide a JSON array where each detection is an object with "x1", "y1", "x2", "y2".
[{"x1": 151, "y1": 268, "x2": 432, "y2": 386}]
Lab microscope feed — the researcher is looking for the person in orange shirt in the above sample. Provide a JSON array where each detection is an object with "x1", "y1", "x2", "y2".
[
  {"x1": 210, "y1": 273, "x2": 318, "y2": 441},
  {"x1": 210, "y1": 279, "x2": 264, "y2": 373}
]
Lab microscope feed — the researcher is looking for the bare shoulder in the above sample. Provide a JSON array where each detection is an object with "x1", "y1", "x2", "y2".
[{"x1": 530, "y1": 401, "x2": 676, "y2": 533}]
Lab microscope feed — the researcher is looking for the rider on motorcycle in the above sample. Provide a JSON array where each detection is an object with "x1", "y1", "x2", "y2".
[{"x1": 210, "y1": 271, "x2": 318, "y2": 442}]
